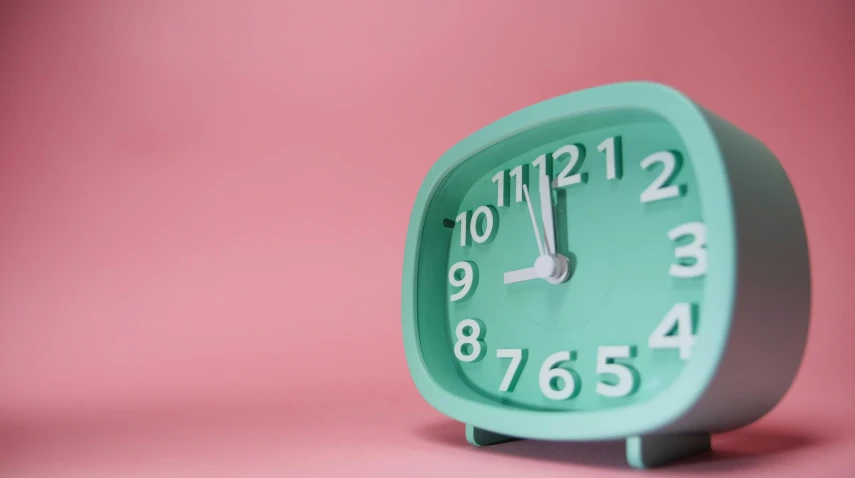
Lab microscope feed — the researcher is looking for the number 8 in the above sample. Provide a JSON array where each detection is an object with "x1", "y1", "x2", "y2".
[{"x1": 454, "y1": 319, "x2": 486, "y2": 362}]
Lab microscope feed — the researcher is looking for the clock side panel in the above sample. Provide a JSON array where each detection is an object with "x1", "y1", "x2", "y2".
[{"x1": 659, "y1": 107, "x2": 810, "y2": 434}]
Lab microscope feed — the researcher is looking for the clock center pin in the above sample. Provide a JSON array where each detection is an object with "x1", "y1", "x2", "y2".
[{"x1": 535, "y1": 254, "x2": 571, "y2": 284}]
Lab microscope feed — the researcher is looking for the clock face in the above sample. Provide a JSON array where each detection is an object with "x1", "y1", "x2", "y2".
[{"x1": 437, "y1": 115, "x2": 705, "y2": 412}]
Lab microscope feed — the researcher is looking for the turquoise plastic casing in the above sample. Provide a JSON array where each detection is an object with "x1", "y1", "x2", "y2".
[{"x1": 401, "y1": 82, "x2": 810, "y2": 468}]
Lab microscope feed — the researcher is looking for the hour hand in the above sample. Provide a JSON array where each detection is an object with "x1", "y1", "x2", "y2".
[
  {"x1": 504, "y1": 267, "x2": 539, "y2": 284},
  {"x1": 539, "y1": 173, "x2": 557, "y2": 256}
]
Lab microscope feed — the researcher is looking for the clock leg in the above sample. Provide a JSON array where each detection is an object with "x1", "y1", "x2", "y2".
[
  {"x1": 625, "y1": 433, "x2": 711, "y2": 469},
  {"x1": 465, "y1": 424, "x2": 518, "y2": 446}
]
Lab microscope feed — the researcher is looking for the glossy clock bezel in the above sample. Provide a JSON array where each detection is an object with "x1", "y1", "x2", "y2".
[{"x1": 401, "y1": 81, "x2": 736, "y2": 440}]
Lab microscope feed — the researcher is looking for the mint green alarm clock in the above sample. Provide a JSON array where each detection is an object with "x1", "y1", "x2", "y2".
[{"x1": 401, "y1": 82, "x2": 810, "y2": 468}]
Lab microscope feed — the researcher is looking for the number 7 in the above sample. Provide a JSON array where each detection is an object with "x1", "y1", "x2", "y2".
[{"x1": 496, "y1": 348, "x2": 527, "y2": 392}]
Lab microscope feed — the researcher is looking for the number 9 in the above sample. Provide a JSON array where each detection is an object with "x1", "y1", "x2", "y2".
[{"x1": 449, "y1": 261, "x2": 478, "y2": 302}]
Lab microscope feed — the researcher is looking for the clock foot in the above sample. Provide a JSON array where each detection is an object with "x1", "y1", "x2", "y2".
[
  {"x1": 465, "y1": 424, "x2": 518, "y2": 447},
  {"x1": 626, "y1": 433, "x2": 711, "y2": 469}
]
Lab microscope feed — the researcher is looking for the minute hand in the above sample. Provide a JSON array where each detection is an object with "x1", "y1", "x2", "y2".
[{"x1": 539, "y1": 173, "x2": 557, "y2": 255}]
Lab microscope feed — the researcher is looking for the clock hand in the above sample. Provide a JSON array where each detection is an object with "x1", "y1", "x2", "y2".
[
  {"x1": 509, "y1": 183, "x2": 570, "y2": 286},
  {"x1": 533, "y1": 174, "x2": 572, "y2": 284},
  {"x1": 539, "y1": 173, "x2": 557, "y2": 256},
  {"x1": 503, "y1": 267, "x2": 539, "y2": 284},
  {"x1": 522, "y1": 184, "x2": 546, "y2": 256}
]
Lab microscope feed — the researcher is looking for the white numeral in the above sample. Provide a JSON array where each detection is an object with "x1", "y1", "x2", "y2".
[
  {"x1": 532, "y1": 154, "x2": 552, "y2": 181},
  {"x1": 648, "y1": 303, "x2": 696, "y2": 360},
  {"x1": 596, "y1": 345, "x2": 635, "y2": 397},
  {"x1": 470, "y1": 205, "x2": 496, "y2": 244},
  {"x1": 491, "y1": 170, "x2": 508, "y2": 208},
  {"x1": 508, "y1": 165, "x2": 527, "y2": 203},
  {"x1": 640, "y1": 151, "x2": 684, "y2": 203},
  {"x1": 539, "y1": 351, "x2": 577, "y2": 400},
  {"x1": 553, "y1": 144, "x2": 586, "y2": 188},
  {"x1": 597, "y1": 136, "x2": 622, "y2": 180},
  {"x1": 668, "y1": 222, "x2": 707, "y2": 278},
  {"x1": 454, "y1": 319, "x2": 485, "y2": 362},
  {"x1": 455, "y1": 210, "x2": 469, "y2": 247},
  {"x1": 448, "y1": 261, "x2": 476, "y2": 301},
  {"x1": 455, "y1": 207, "x2": 497, "y2": 246},
  {"x1": 496, "y1": 348, "x2": 526, "y2": 392}
]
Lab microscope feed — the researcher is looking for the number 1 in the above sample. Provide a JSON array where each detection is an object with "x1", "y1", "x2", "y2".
[
  {"x1": 509, "y1": 165, "x2": 527, "y2": 203},
  {"x1": 597, "y1": 136, "x2": 623, "y2": 180},
  {"x1": 532, "y1": 154, "x2": 553, "y2": 181},
  {"x1": 491, "y1": 170, "x2": 509, "y2": 208},
  {"x1": 455, "y1": 210, "x2": 469, "y2": 247}
]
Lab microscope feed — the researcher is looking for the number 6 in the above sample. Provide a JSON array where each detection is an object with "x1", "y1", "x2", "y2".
[{"x1": 539, "y1": 351, "x2": 578, "y2": 400}]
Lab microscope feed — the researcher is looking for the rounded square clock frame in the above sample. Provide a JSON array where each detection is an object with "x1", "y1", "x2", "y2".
[{"x1": 401, "y1": 82, "x2": 810, "y2": 468}]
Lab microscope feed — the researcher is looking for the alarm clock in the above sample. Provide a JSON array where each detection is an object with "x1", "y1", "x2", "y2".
[{"x1": 401, "y1": 82, "x2": 810, "y2": 468}]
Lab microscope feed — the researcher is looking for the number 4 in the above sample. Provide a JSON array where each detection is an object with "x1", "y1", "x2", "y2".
[{"x1": 648, "y1": 303, "x2": 696, "y2": 360}]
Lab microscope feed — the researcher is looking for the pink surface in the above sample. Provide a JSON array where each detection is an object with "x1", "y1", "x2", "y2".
[{"x1": 0, "y1": 1, "x2": 853, "y2": 476}]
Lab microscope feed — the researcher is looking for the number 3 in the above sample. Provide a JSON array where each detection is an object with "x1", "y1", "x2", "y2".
[{"x1": 668, "y1": 222, "x2": 707, "y2": 278}]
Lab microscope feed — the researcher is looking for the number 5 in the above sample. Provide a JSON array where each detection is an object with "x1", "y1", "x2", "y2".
[{"x1": 596, "y1": 346, "x2": 636, "y2": 397}]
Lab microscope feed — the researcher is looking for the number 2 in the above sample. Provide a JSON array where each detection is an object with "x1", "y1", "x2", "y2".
[
  {"x1": 640, "y1": 151, "x2": 685, "y2": 203},
  {"x1": 553, "y1": 144, "x2": 587, "y2": 188}
]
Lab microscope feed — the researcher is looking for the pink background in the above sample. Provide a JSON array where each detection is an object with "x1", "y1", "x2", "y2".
[{"x1": 1, "y1": 1, "x2": 853, "y2": 476}]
